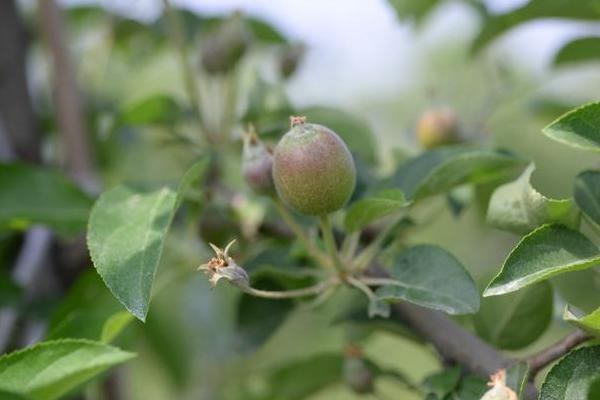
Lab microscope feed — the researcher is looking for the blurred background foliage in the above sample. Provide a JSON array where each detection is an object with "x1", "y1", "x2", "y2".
[{"x1": 1, "y1": 0, "x2": 600, "y2": 399}]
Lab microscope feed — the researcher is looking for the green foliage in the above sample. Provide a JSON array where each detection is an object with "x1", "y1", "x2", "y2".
[
  {"x1": 506, "y1": 362, "x2": 530, "y2": 399},
  {"x1": 472, "y1": 0, "x2": 600, "y2": 52},
  {"x1": 0, "y1": 269, "x2": 21, "y2": 308},
  {"x1": 256, "y1": 354, "x2": 342, "y2": 400},
  {"x1": 344, "y1": 189, "x2": 408, "y2": 232},
  {"x1": 542, "y1": 101, "x2": 600, "y2": 152},
  {"x1": 564, "y1": 306, "x2": 600, "y2": 337},
  {"x1": 589, "y1": 377, "x2": 600, "y2": 400},
  {"x1": 484, "y1": 224, "x2": 600, "y2": 296},
  {"x1": 540, "y1": 346, "x2": 600, "y2": 400},
  {"x1": 554, "y1": 37, "x2": 600, "y2": 66},
  {"x1": 475, "y1": 282, "x2": 553, "y2": 350},
  {"x1": 0, "y1": 163, "x2": 92, "y2": 234},
  {"x1": 486, "y1": 164, "x2": 580, "y2": 234},
  {"x1": 87, "y1": 159, "x2": 208, "y2": 321},
  {"x1": 574, "y1": 170, "x2": 600, "y2": 227},
  {"x1": 236, "y1": 277, "x2": 295, "y2": 351},
  {"x1": 0, "y1": 339, "x2": 134, "y2": 400},
  {"x1": 46, "y1": 271, "x2": 133, "y2": 342},
  {"x1": 388, "y1": 147, "x2": 524, "y2": 200},
  {"x1": 422, "y1": 367, "x2": 461, "y2": 398},
  {"x1": 375, "y1": 245, "x2": 480, "y2": 314},
  {"x1": 88, "y1": 185, "x2": 177, "y2": 321},
  {"x1": 118, "y1": 94, "x2": 184, "y2": 127},
  {"x1": 387, "y1": 0, "x2": 440, "y2": 23}
]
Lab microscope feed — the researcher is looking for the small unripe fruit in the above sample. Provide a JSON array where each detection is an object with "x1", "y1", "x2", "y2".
[
  {"x1": 343, "y1": 345, "x2": 374, "y2": 394},
  {"x1": 416, "y1": 108, "x2": 460, "y2": 149},
  {"x1": 242, "y1": 127, "x2": 275, "y2": 196},
  {"x1": 279, "y1": 43, "x2": 305, "y2": 79},
  {"x1": 200, "y1": 12, "x2": 251, "y2": 75},
  {"x1": 272, "y1": 117, "x2": 356, "y2": 216}
]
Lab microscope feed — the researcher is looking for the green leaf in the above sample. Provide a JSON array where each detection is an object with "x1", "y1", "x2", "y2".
[
  {"x1": 0, "y1": 339, "x2": 135, "y2": 400},
  {"x1": 236, "y1": 277, "x2": 295, "y2": 351},
  {"x1": 388, "y1": 147, "x2": 524, "y2": 201},
  {"x1": 506, "y1": 362, "x2": 530, "y2": 399},
  {"x1": 0, "y1": 390, "x2": 32, "y2": 400},
  {"x1": 422, "y1": 367, "x2": 461, "y2": 398},
  {"x1": 88, "y1": 159, "x2": 208, "y2": 321},
  {"x1": 119, "y1": 94, "x2": 183, "y2": 127},
  {"x1": 564, "y1": 306, "x2": 600, "y2": 337},
  {"x1": 452, "y1": 375, "x2": 488, "y2": 400},
  {"x1": 247, "y1": 18, "x2": 287, "y2": 43},
  {"x1": 387, "y1": 0, "x2": 440, "y2": 23},
  {"x1": 540, "y1": 345, "x2": 600, "y2": 400},
  {"x1": 554, "y1": 37, "x2": 600, "y2": 66},
  {"x1": 574, "y1": 170, "x2": 600, "y2": 227},
  {"x1": 542, "y1": 101, "x2": 600, "y2": 152},
  {"x1": 487, "y1": 163, "x2": 580, "y2": 234},
  {"x1": 344, "y1": 189, "x2": 408, "y2": 232},
  {"x1": 589, "y1": 377, "x2": 600, "y2": 400},
  {"x1": 475, "y1": 282, "x2": 553, "y2": 350},
  {"x1": 0, "y1": 163, "x2": 92, "y2": 234},
  {"x1": 47, "y1": 271, "x2": 129, "y2": 341},
  {"x1": 485, "y1": 225, "x2": 600, "y2": 296},
  {"x1": 258, "y1": 354, "x2": 342, "y2": 400},
  {"x1": 298, "y1": 106, "x2": 378, "y2": 164},
  {"x1": 375, "y1": 245, "x2": 480, "y2": 315},
  {"x1": 87, "y1": 185, "x2": 176, "y2": 321},
  {"x1": 0, "y1": 269, "x2": 21, "y2": 308},
  {"x1": 101, "y1": 311, "x2": 135, "y2": 344},
  {"x1": 472, "y1": 0, "x2": 600, "y2": 53}
]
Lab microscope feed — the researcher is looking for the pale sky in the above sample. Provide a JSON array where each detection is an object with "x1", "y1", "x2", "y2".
[{"x1": 59, "y1": 0, "x2": 600, "y2": 110}]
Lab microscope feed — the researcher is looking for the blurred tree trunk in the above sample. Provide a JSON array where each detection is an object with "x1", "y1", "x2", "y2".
[
  {"x1": 38, "y1": 0, "x2": 98, "y2": 191},
  {"x1": 0, "y1": 0, "x2": 40, "y2": 162}
]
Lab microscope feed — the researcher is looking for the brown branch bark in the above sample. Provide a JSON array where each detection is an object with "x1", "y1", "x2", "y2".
[
  {"x1": 527, "y1": 330, "x2": 592, "y2": 378},
  {"x1": 38, "y1": 0, "x2": 98, "y2": 191},
  {"x1": 0, "y1": 0, "x2": 40, "y2": 162}
]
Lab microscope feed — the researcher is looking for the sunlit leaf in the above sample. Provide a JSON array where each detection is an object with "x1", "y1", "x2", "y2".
[
  {"x1": 540, "y1": 346, "x2": 600, "y2": 400},
  {"x1": 564, "y1": 306, "x2": 600, "y2": 337},
  {"x1": 542, "y1": 101, "x2": 600, "y2": 152},
  {"x1": 484, "y1": 225, "x2": 600, "y2": 296},
  {"x1": 88, "y1": 159, "x2": 208, "y2": 320},
  {"x1": 0, "y1": 339, "x2": 134, "y2": 400},
  {"x1": 487, "y1": 163, "x2": 579, "y2": 234}
]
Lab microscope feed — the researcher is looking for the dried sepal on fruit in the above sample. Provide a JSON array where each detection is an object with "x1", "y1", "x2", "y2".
[
  {"x1": 198, "y1": 240, "x2": 249, "y2": 288},
  {"x1": 480, "y1": 369, "x2": 517, "y2": 400}
]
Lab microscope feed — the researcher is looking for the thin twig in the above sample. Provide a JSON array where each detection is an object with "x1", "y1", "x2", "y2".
[
  {"x1": 346, "y1": 275, "x2": 379, "y2": 305},
  {"x1": 274, "y1": 201, "x2": 331, "y2": 269},
  {"x1": 527, "y1": 330, "x2": 592, "y2": 378},
  {"x1": 240, "y1": 278, "x2": 338, "y2": 299},
  {"x1": 319, "y1": 214, "x2": 345, "y2": 272}
]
